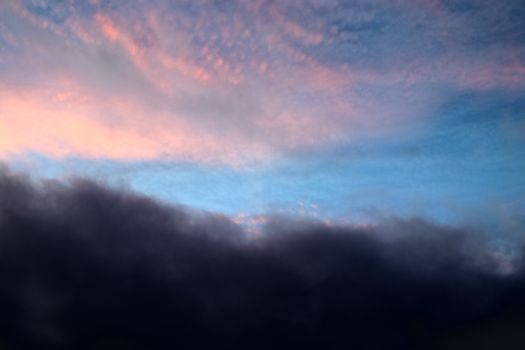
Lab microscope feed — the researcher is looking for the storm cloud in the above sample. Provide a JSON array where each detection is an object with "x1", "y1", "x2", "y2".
[{"x1": 1, "y1": 168, "x2": 525, "y2": 350}]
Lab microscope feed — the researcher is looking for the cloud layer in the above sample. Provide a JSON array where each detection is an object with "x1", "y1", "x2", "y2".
[
  {"x1": 1, "y1": 167, "x2": 525, "y2": 349},
  {"x1": 1, "y1": 0, "x2": 524, "y2": 164}
]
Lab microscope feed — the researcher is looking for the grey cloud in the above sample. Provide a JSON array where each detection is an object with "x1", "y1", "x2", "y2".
[{"x1": 1, "y1": 167, "x2": 525, "y2": 349}]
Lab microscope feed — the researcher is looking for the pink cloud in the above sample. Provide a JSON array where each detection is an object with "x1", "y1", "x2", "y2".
[
  {"x1": 0, "y1": 86, "x2": 273, "y2": 164},
  {"x1": 2, "y1": 0, "x2": 523, "y2": 167},
  {"x1": 0, "y1": 4, "x2": 361, "y2": 165}
]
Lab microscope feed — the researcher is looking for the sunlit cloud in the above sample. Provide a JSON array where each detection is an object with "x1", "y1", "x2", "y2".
[{"x1": 1, "y1": 0, "x2": 524, "y2": 166}]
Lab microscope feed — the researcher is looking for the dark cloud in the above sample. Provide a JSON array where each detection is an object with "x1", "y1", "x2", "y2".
[{"x1": 1, "y1": 168, "x2": 525, "y2": 350}]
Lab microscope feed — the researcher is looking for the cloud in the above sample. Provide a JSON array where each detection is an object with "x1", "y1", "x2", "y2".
[
  {"x1": 2, "y1": 0, "x2": 523, "y2": 165},
  {"x1": 1, "y1": 167, "x2": 525, "y2": 349}
]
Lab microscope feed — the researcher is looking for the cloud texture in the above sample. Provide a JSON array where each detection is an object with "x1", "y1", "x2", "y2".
[
  {"x1": 1, "y1": 0, "x2": 524, "y2": 164},
  {"x1": 1, "y1": 167, "x2": 525, "y2": 349}
]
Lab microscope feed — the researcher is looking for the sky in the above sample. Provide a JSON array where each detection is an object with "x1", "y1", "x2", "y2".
[
  {"x1": 2, "y1": 1, "x2": 525, "y2": 348},
  {"x1": 1, "y1": 0, "x2": 525, "y2": 229}
]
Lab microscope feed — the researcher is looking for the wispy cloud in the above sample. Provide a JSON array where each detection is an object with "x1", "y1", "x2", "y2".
[{"x1": 0, "y1": 0, "x2": 524, "y2": 165}]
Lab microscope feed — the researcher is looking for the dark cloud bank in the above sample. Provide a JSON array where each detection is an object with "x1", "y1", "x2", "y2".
[{"x1": 1, "y1": 168, "x2": 525, "y2": 350}]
